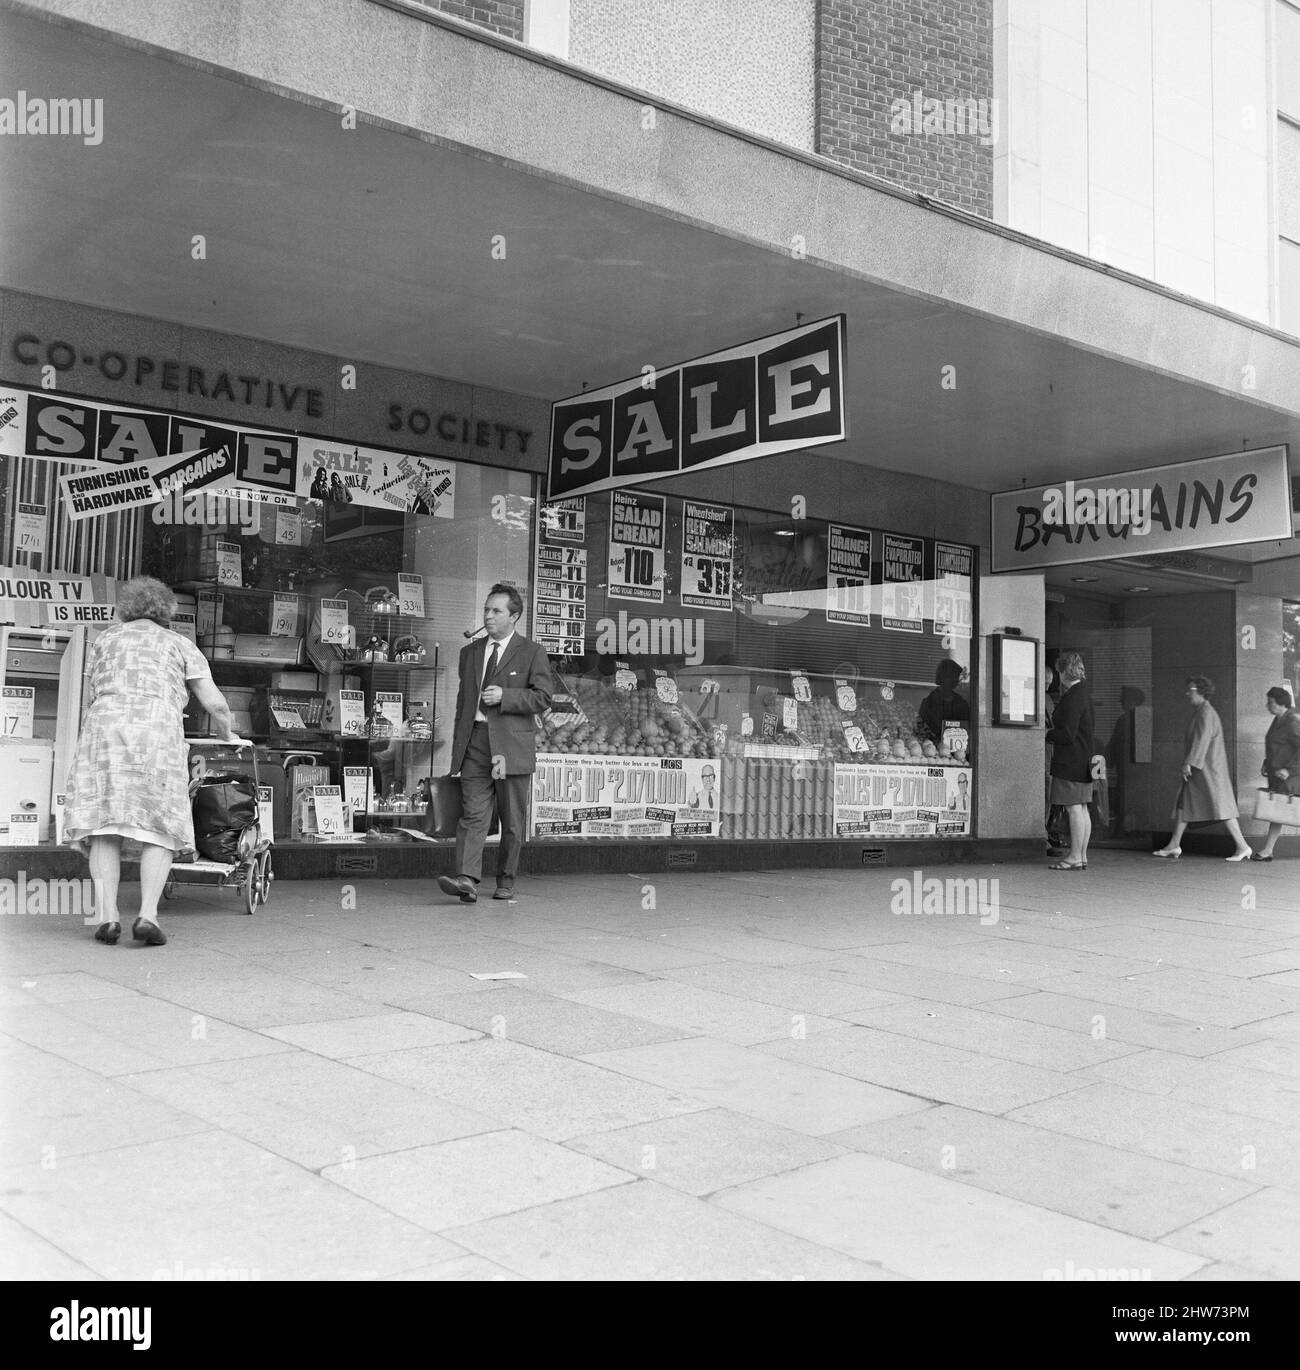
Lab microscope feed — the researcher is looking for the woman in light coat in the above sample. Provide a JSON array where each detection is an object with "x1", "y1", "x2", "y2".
[{"x1": 1154, "y1": 675, "x2": 1253, "y2": 861}]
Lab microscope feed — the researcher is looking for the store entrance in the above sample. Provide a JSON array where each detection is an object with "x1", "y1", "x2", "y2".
[{"x1": 1046, "y1": 584, "x2": 1156, "y2": 850}]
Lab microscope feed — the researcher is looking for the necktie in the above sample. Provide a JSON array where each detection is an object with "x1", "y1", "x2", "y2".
[{"x1": 482, "y1": 641, "x2": 499, "y2": 691}]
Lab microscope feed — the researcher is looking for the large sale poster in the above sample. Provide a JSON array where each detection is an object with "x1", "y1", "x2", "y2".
[
  {"x1": 680, "y1": 501, "x2": 734, "y2": 610},
  {"x1": 832, "y1": 763, "x2": 972, "y2": 837},
  {"x1": 297, "y1": 441, "x2": 456, "y2": 516},
  {"x1": 826, "y1": 524, "x2": 872, "y2": 625},
  {"x1": 608, "y1": 490, "x2": 666, "y2": 603},
  {"x1": 532, "y1": 755, "x2": 723, "y2": 837}
]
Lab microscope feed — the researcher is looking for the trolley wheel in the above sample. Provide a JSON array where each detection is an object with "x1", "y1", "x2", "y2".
[
  {"x1": 257, "y1": 850, "x2": 273, "y2": 903},
  {"x1": 162, "y1": 877, "x2": 175, "y2": 901},
  {"x1": 243, "y1": 861, "x2": 260, "y2": 916}
]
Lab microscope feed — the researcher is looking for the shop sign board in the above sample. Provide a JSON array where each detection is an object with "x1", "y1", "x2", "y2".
[
  {"x1": 531, "y1": 755, "x2": 723, "y2": 837},
  {"x1": 547, "y1": 316, "x2": 847, "y2": 499},
  {"x1": 833, "y1": 763, "x2": 971, "y2": 837},
  {"x1": 990, "y1": 446, "x2": 1293, "y2": 572}
]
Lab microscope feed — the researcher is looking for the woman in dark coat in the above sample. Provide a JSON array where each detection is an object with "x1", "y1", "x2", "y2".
[
  {"x1": 1154, "y1": 675, "x2": 1253, "y2": 861},
  {"x1": 1251, "y1": 685, "x2": 1300, "y2": 861},
  {"x1": 1045, "y1": 649, "x2": 1096, "y2": 870}
]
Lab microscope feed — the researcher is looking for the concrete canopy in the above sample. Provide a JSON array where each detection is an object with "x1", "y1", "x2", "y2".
[{"x1": 2, "y1": 0, "x2": 1299, "y2": 563}]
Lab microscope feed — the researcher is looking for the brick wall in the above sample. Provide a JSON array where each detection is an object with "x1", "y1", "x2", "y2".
[
  {"x1": 816, "y1": 0, "x2": 994, "y2": 217},
  {"x1": 413, "y1": 0, "x2": 525, "y2": 41}
]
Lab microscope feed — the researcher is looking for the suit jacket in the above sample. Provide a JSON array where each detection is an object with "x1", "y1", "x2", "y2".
[
  {"x1": 1046, "y1": 680, "x2": 1095, "y2": 783},
  {"x1": 450, "y1": 632, "x2": 555, "y2": 776}
]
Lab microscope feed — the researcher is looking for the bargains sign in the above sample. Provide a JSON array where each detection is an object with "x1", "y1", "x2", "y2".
[{"x1": 547, "y1": 316, "x2": 847, "y2": 499}]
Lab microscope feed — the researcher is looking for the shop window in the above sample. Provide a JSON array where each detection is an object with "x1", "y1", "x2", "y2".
[{"x1": 1286, "y1": 599, "x2": 1300, "y2": 702}]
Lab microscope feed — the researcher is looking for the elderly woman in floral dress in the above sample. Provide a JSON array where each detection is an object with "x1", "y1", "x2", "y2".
[{"x1": 64, "y1": 577, "x2": 235, "y2": 945}]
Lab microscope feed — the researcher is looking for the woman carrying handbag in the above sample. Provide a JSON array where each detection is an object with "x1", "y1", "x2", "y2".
[
  {"x1": 1044, "y1": 650, "x2": 1100, "y2": 870},
  {"x1": 1251, "y1": 686, "x2": 1300, "y2": 861}
]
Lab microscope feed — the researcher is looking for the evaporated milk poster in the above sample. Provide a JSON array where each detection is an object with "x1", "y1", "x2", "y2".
[
  {"x1": 532, "y1": 755, "x2": 722, "y2": 837},
  {"x1": 608, "y1": 490, "x2": 665, "y2": 603},
  {"x1": 680, "y1": 501, "x2": 734, "y2": 611},
  {"x1": 881, "y1": 533, "x2": 924, "y2": 632}
]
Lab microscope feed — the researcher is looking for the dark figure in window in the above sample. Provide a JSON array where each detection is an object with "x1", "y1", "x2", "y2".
[{"x1": 917, "y1": 658, "x2": 971, "y2": 742}]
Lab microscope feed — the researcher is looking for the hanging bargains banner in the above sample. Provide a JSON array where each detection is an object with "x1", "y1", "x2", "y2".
[
  {"x1": 990, "y1": 445, "x2": 1294, "y2": 572},
  {"x1": 531, "y1": 755, "x2": 723, "y2": 837},
  {"x1": 833, "y1": 763, "x2": 972, "y2": 837},
  {"x1": 547, "y1": 316, "x2": 847, "y2": 499}
]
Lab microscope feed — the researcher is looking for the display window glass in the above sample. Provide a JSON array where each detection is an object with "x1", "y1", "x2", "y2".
[{"x1": 533, "y1": 489, "x2": 976, "y2": 840}]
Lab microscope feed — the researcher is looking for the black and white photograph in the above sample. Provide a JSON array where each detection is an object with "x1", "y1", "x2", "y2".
[{"x1": 1, "y1": 0, "x2": 1297, "y2": 1334}]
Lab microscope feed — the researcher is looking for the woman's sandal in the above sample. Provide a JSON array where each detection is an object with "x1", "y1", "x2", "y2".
[
  {"x1": 93, "y1": 921, "x2": 121, "y2": 944},
  {"x1": 1048, "y1": 860, "x2": 1086, "y2": 871},
  {"x1": 1152, "y1": 848, "x2": 1181, "y2": 859},
  {"x1": 132, "y1": 918, "x2": 167, "y2": 946}
]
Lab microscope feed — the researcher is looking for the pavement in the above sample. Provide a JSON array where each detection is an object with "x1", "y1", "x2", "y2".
[{"x1": 2, "y1": 851, "x2": 1298, "y2": 1282}]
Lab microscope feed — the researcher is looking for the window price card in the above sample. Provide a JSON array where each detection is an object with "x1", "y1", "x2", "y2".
[
  {"x1": 310, "y1": 785, "x2": 346, "y2": 837},
  {"x1": 270, "y1": 704, "x2": 307, "y2": 730},
  {"x1": 609, "y1": 490, "x2": 665, "y2": 603},
  {"x1": 196, "y1": 592, "x2": 222, "y2": 638},
  {"x1": 275, "y1": 508, "x2": 302, "y2": 546},
  {"x1": 169, "y1": 613, "x2": 197, "y2": 643},
  {"x1": 336, "y1": 689, "x2": 366, "y2": 737},
  {"x1": 257, "y1": 785, "x2": 274, "y2": 840},
  {"x1": 933, "y1": 542, "x2": 973, "y2": 640},
  {"x1": 826, "y1": 525, "x2": 872, "y2": 625},
  {"x1": 271, "y1": 593, "x2": 300, "y2": 637},
  {"x1": 5, "y1": 811, "x2": 40, "y2": 846},
  {"x1": 215, "y1": 541, "x2": 242, "y2": 586},
  {"x1": 397, "y1": 573, "x2": 426, "y2": 617},
  {"x1": 680, "y1": 501, "x2": 734, "y2": 610},
  {"x1": 542, "y1": 496, "x2": 586, "y2": 544},
  {"x1": 343, "y1": 767, "x2": 372, "y2": 814},
  {"x1": 881, "y1": 533, "x2": 924, "y2": 633},
  {"x1": 536, "y1": 545, "x2": 587, "y2": 657},
  {"x1": 319, "y1": 598, "x2": 351, "y2": 645},
  {"x1": 54, "y1": 793, "x2": 66, "y2": 845},
  {"x1": 374, "y1": 691, "x2": 403, "y2": 729},
  {"x1": 14, "y1": 503, "x2": 46, "y2": 557},
  {"x1": 1, "y1": 686, "x2": 35, "y2": 738}
]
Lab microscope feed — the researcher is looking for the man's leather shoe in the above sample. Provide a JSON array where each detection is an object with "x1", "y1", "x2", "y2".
[
  {"x1": 492, "y1": 880, "x2": 515, "y2": 901},
  {"x1": 132, "y1": 918, "x2": 167, "y2": 946},
  {"x1": 437, "y1": 874, "x2": 477, "y2": 903}
]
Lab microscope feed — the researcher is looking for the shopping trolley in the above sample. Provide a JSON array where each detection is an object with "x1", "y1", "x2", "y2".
[{"x1": 162, "y1": 738, "x2": 273, "y2": 914}]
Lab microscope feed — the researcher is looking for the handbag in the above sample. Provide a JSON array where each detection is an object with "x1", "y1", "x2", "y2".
[
  {"x1": 1253, "y1": 788, "x2": 1300, "y2": 828},
  {"x1": 421, "y1": 774, "x2": 500, "y2": 838}
]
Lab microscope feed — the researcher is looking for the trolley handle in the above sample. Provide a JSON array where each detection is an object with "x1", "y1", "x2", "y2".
[{"x1": 187, "y1": 736, "x2": 255, "y2": 750}]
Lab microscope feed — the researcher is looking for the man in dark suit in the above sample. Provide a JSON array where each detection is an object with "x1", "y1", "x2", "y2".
[{"x1": 437, "y1": 584, "x2": 554, "y2": 903}]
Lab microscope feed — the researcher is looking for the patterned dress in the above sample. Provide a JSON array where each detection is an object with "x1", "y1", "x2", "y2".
[{"x1": 64, "y1": 619, "x2": 212, "y2": 855}]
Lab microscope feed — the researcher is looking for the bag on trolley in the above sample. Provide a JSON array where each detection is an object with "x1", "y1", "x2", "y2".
[{"x1": 192, "y1": 773, "x2": 258, "y2": 863}]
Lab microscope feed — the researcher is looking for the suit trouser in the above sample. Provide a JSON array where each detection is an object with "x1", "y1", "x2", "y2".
[{"x1": 455, "y1": 722, "x2": 529, "y2": 882}]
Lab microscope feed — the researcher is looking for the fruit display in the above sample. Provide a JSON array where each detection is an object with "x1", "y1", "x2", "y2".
[{"x1": 539, "y1": 675, "x2": 718, "y2": 758}]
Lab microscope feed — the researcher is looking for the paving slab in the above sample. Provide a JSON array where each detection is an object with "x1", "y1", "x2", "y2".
[
  {"x1": 1161, "y1": 1188, "x2": 1300, "y2": 1279},
  {"x1": 654, "y1": 961, "x2": 913, "y2": 1015},
  {"x1": 1, "y1": 1036, "x2": 210, "y2": 1169},
  {"x1": 1, "y1": 971, "x2": 140, "y2": 1005},
  {"x1": 260, "y1": 1011, "x2": 482, "y2": 1058},
  {"x1": 122, "y1": 1051, "x2": 500, "y2": 1169},
  {"x1": 446, "y1": 1179, "x2": 902, "y2": 1280},
  {"x1": 1078, "y1": 1048, "x2": 1300, "y2": 1125},
  {"x1": 349, "y1": 1037, "x2": 708, "y2": 1141},
  {"x1": 837, "y1": 999, "x2": 1140, "y2": 1071},
  {"x1": 1009, "y1": 1082, "x2": 1300, "y2": 1191},
  {"x1": 567, "y1": 973, "x2": 854, "y2": 1042},
  {"x1": 759, "y1": 1025, "x2": 1085, "y2": 1114},
  {"x1": 826, "y1": 1104, "x2": 1257, "y2": 1240},
  {"x1": 385, "y1": 1255, "x2": 523, "y2": 1280},
  {"x1": 0, "y1": 1211, "x2": 104, "y2": 1281},
  {"x1": 391, "y1": 986, "x2": 691, "y2": 1055},
  {"x1": 582, "y1": 1038, "x2": 931, "y2": 1135},
  {"x1": 564, "y1": 1107, "x2": 845, "y2": 1195},
  {"x1": 713, "y1": 1153, "x2": 1208, "y2": 1281},
  {"x1": 808, "y1": 955, "x2": 1037, "y2": 1005},
  {"x1": 321, "y1": 1129, "x2": 633, "y2": 1230},
  {"x1": 0, "y1": 1131, "x2": 462, "y2": 1280}
]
